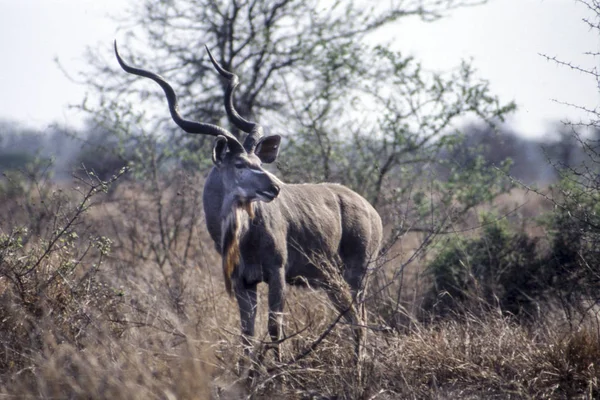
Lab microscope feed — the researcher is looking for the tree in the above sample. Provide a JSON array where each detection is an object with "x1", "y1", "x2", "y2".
[
  {"x1": 78, "y1": 0, "x2": 513, "y2": 226},
  {"x1": 84, "y1": 0, "x2": 492, "y2": 128}
]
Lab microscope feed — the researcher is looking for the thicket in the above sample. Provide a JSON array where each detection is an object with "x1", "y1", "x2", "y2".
[{"x1": 424, "y1": 198, "x2": 600, "y2": 322}]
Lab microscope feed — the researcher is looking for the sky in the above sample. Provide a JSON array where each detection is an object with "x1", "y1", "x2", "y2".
[{"x1": 0, "y1": 0, "x2": 598, "y2": 138}]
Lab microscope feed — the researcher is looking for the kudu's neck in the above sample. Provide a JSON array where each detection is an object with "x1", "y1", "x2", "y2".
[
  {"x1": 204, "y1": 167, "x2": 258, "y2": 294},
  {"x1": 203, "y1": 167, "x2": 258, "y2": 251}
]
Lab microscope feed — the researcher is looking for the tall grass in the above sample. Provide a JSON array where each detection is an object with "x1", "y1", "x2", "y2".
[{"x1": 1, "y1": 171, "x2": 598, "y2": 399}]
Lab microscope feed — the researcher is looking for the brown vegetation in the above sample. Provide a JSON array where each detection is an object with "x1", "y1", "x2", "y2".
[{"x1": 1, "y1": 172, "x2": 598, "y2": 399}]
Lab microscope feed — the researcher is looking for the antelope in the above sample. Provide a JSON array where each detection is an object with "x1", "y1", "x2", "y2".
[{"x1": 114, "y1": 41, "x2": 383, "y2": 370}]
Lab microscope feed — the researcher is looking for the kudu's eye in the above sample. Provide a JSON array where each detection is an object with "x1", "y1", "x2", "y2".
[{"x1": 234, "y1": 162, "x2": 245, "y2": 169}]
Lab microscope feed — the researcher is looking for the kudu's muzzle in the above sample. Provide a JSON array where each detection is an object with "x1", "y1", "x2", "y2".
[
  {"x1": 255, "y1": 172, "x2": 282, "y2": 202},
  {"x1": 257, "y1": 181, "x2": 280, "y2": 202}
]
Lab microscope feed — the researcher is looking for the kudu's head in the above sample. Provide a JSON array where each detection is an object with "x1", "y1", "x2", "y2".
[{"x1": 114, "y1": 41, "x2": 282, "y2": 204}]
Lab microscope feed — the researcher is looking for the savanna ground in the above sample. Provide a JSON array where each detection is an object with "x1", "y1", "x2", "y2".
[
  {"x1": 1, "y1": 166, "x2": 598, "y2": 400},
  {"x1": 6, "y1": 0, "x2": 600, "y2": 395}
]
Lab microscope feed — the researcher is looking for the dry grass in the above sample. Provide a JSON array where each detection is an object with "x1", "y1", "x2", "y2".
[
  {"x1": 0, "y1": 175, "x2": 598, "y2": 399},
  {"x1": 369, "y1": 315, "x2": 600, "y2": 399}
]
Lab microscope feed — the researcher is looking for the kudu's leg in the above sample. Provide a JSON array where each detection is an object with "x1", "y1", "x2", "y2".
[
  {"x1": 324, "y1": 280, "x2": 366, "y2": 363},
  {"x1": 268, "y1": 269, "x2": 286, "y2": 363},
  {"x1": 341, "y1": 258, "x2": 371, "y2": 387},
  {"x1": 235, "y1": 282, "x2": 258, "y2": 369}
]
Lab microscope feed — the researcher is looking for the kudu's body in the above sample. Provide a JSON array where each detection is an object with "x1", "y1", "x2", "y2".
[
  {"x1": 115, "y1": 42, "x2": 382, "y2": 367},
  {"x1": 205, "y1": 171, "x2": 382, "y2": 352}
]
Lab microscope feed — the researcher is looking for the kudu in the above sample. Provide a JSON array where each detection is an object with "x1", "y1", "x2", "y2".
[{"x1": 114, "y1": 41, "x2": 383, "y2": 368}]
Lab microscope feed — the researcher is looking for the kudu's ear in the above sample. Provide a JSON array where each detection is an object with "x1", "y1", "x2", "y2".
[
  {"x1": 212, "y1": 136, "x2": 229, "y2": 166},
  {"x1": 255, "y1": 135, "x2": 281, "y2": 164}
]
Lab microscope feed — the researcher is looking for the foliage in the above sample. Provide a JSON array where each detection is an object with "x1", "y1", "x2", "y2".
[
  {"x1": 0, "y1": 157, "x2": 72, "y2": 240},
  {"x1": 72, "y1": 121, "x2": 130, "y2": 182},
  {"x1": 0, "y1": 167, "x2": 124, "y2": 374},
  {"x1": 542, "y1": 170, "x2": 600, "y2": 315},
  {"x1": 424, "y1": 215, "x2": 544, "y2": 318},
  {"x1": 281, "y1": 47, "x2": 516, "y2": 209},
  {"x1": 423, "y1": 139, "x2": 600, "y2": 322}
]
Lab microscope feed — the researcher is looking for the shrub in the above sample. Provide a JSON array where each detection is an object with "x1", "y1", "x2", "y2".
[
  {"x1": 0, "y1": 169, "x2": 123, "y2": 374},
  {"x1": 542, "y1": 174, "x2": 600, "y2": 315},
  {"x1": 424, "y1": 215, "x2": 544, "y2": 318}
]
